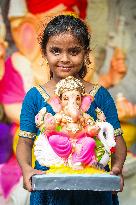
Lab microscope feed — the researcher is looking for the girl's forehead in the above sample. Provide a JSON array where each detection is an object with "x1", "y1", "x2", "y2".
[{"x1": 47, "y1": 32, "x2": 82, "y2": 46}]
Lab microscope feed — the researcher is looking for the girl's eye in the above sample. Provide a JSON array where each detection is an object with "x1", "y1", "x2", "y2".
[
  {"x1": 69, "y1": 48, "x2": 81, "y2": 56},
  {"x1": 50, "y1": 47, "x2": 61, "y2": 55}
]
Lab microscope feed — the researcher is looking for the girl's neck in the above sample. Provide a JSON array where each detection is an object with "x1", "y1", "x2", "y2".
[
  {"x1": 45, "y1": 75, "x2": 84, "y2": 98},
  {"x1": 51, "y1": 74, "x2": 82, "y2": 84}
]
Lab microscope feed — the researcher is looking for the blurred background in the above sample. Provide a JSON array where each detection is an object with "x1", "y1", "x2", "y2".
[{"x1": 0, "y1": 0, "x2": 136, "y2": 204}]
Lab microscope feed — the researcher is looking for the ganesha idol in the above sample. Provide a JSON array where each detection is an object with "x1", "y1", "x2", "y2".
[{"x1": 34, "y1": 76, "x2": 116, "y2": 171}]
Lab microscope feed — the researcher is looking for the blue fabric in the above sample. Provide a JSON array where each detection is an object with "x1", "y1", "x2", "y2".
[
  {"x1": 30, "y1": 190, "x2": 115, "y2": 205},
  {"x1": 87, "y1": 86, "x2": 121, "y2": 129},
  {"x1": 20, "y1": 86, "x2": 121, "y2": 205}
]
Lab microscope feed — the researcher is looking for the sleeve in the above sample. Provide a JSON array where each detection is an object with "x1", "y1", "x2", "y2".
[
  {"x1": 95, "y1": 86, "x2": 123, "y2": 137},
  {"x1": 19, "y1": 87, "x2": 38, "y2": 140}
]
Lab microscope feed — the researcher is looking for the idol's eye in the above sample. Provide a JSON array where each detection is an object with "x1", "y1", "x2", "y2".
[
  {"x1": 68, "y1": 47, "x2": 81, "y2": 56},
  {"x1": 50, "y1": 47, "x2": 61, "y2": 55},
  {"x1": 62, "y1": 96, "x2": 69, "y2": 101},
  {"x1": 76, "y1": 96, "x2": 81, "y2": 101}
]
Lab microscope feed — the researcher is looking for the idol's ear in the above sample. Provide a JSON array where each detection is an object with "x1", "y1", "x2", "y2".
[
  {"x1": 48, "y1": 95, "x2": 62, "y2": 113},
  {"x1": 81, "y1": 95, "x2": 94, "y2": 112},
  {"x1": 12, "y1": 15, "x2": 39, "y2": 60}
]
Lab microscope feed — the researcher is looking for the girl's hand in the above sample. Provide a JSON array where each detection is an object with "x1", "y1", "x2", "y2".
[
  {"x1": 110, "y1": 166, "x2": 124, "y2": 193},
  {"x1": 22, "y1": 167, "x2": 45, "y2": 192}
]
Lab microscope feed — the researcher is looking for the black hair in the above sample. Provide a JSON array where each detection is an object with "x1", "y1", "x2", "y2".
[{"x1": 40, "y1": 15, "x2": 91, "y2": 78}]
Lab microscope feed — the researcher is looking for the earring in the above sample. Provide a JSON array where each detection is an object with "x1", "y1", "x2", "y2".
[
  {"x1": 85, "y1": 52, "x2": 94, "y2": 71},
  {"x1": 85, "y1": 54, "x2": 91, "y2": 66},
  {"x1": 45, "y1": 59, "x2": 48, "y2": 65}
]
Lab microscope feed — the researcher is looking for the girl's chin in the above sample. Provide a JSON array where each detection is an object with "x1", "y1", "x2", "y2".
[
  {"x1": 56, "y1": 72, "x2": 74, "y2": 79},
  {"x1": 55, "y1": 71, "x2": 80, "y2": 79}
]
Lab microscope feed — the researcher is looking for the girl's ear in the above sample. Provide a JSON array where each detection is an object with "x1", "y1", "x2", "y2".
[
  {"x1": 81, "y1": 95, "x2": 93, "y2": 112},
  {"x1": 44, "y1": 51, "x2": 47, "y2": 57},
  {"x1": 84, "y1": 49, "x2": 92, "y2": 65},
  {"x1": 48, "y1": 95, "x2": 62, "y2": 112},
  {"x1": 85, "y1": 48, "x2": 91, "y2": 55}
]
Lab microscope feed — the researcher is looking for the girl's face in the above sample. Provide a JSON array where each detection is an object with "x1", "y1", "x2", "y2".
[{"x1": 45, "y1": 32, "x2": 87, "y2": 79}]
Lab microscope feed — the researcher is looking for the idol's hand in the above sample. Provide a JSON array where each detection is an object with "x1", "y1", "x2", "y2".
[
  {"x1": 0, "y1": 38, "x2": 7, "y2": 58},
  {"x1": 108, "y1": 48, "x2": 127, "y2": 86},
  {"x1": 99, "y1": 48, "x2": 127, "y2": 88},
  {"x1": 116, "y1": 96, "x2": 136, "y2": 121},
  {"x1": 22, "y1": 166, "x2": 45, "y2": 192},
  {"x1": 0, "y1": 38, "x2": 7, "y2": 79}
]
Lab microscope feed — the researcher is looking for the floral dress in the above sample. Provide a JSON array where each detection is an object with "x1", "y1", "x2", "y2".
[{"x1": 19, "y1": 84, "x2": 122, "y2": 205}]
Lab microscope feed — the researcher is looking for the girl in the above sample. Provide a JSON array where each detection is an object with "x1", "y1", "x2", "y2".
[{"x1": 16, "y1": 15, "x2": 127, "y2": 205}]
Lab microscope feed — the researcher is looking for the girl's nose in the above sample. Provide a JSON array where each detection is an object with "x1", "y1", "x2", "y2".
[{"x1": 60, "y1": 52, "x2": 70, "y2": 63}]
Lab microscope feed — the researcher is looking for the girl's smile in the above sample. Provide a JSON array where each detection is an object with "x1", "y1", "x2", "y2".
[
  {"x1": 57, "y1": 66, "x2": 72, "y2": 72},
  {"x1": 45, "y1": 32, "x2": 87, "y2": 79}
]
